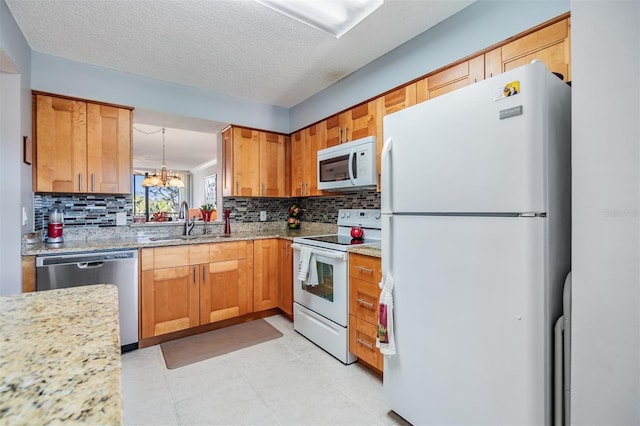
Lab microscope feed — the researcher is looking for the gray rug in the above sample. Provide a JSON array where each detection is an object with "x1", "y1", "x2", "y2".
[{"x1": 161, "y1": 319, "x2": 283, "y2": 369}]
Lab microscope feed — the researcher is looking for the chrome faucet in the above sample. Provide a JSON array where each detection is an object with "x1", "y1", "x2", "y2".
[{"x1": 179, "y1": 201, "x2": 195, "y2": 236}]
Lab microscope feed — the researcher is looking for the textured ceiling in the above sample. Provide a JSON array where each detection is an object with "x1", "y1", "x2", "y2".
[
  {"x1": 6, "y1": 0, "x2": 473, "y2": 108},
  {"x1": 6, "y1": 0, "x2": 474, "y2": 170}
]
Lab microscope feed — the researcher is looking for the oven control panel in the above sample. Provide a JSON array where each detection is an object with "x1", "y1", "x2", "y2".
[{"x1": 337, "y1": 209, "x2": 381, "y2": 229}]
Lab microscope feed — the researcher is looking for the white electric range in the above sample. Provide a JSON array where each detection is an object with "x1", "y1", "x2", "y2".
[{"x1": 291, "y1": 209, "x2": 381, "y2": 364}]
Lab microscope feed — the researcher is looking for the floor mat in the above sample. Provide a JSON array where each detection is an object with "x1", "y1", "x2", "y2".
[{"x1": 160, "y1": 319, "x2": 283, "y2": 369}]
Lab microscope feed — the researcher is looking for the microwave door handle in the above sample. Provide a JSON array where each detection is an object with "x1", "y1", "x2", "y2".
[{"x1": 348, "y1": 148, "x2": 356, "y2": 186}]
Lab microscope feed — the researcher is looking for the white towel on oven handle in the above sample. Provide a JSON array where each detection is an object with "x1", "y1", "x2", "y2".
[{"x1": 296, "y1": 247, "x2": 319, "y2": 286}]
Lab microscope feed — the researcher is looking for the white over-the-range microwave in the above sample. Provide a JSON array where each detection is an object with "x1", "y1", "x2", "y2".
[{"x1": 317, "y1": 136, "x2": 377, "y2": 192}]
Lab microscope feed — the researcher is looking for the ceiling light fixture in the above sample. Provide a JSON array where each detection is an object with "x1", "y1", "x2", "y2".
[
  {"x1": 141, "y1": 127, "x2": 185, "y2": 188},
  {"x1": 255, "y1": 0, "x2": 383, "y2": 38}
]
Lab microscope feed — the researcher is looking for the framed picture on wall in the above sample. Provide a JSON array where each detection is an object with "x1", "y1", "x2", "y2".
[{"x1": 204, "y1": 174, "x2": 216, "y2": 208}]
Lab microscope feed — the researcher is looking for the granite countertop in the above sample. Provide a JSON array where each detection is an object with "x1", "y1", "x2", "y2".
[
  {"x1": 0, "y1": 285, "x2": 122, "y2": 425},
  {"x1": 348, "y1": 243, "x2": 382, "y2": 258},
  {"x1": 21, "y1": 224, "x2": 381, "y2": 259},
  {"x1": 22, "y1": 229, "x2": 324, "y2": 256}
]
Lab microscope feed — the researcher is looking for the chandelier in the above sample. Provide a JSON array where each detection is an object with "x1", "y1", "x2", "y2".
[{"x1": 141, "y1": 127, "x2": 184, "y2": 188}]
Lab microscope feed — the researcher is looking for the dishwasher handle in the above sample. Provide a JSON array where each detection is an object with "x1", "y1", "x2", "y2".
[
  {"x1": 77, "y1": 262, "x2": 105, "y2": 269},
  {"x1": 36, "y1": 250, "x2": 137, "y2": 267}
]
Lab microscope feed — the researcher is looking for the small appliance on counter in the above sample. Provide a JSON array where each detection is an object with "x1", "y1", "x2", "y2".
[{"x1": 46, "y1": 208, "x2": 64, "y2": 244}]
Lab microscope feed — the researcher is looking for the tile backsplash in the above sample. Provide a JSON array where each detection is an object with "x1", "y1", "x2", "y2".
[{"x1": 34, "y1": 191, "x2": 380, "y2": 230}]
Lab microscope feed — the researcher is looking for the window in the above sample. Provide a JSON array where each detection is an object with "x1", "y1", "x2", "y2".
[{"x1": 132, "y1": 172, "x2": 190, "y2": 222}]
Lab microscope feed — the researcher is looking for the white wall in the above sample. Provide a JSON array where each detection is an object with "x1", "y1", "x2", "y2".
[
  {"x1": 290, "y1": 0, "x2": 570, "y2": 131},
  {"x1": 571, "y1": 1, "x2": 640, "y2": 423},
  {"x1": 31, "y1": 52, "x2": 290, "y2": 134},
  {"x1": 192, "y1": 163, "x2": 218, "y2": 211},
  {"x1": 1, "y1": 0, "x2": 32, "y2": 296}
]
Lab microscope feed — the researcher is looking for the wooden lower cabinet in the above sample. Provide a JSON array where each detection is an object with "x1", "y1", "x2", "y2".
[
  {"x1": 348, "y1": 253, "x2": 383, "y2": 373},
  {"x1": 140, "y1": 241, "x2": 254, "y2": 339},
  {"x1": 278, "y1": 239, "x2": 293, "y2": 318},
  {"x1": 253, "y1": 239, "x2": 279, "y2": 312}
]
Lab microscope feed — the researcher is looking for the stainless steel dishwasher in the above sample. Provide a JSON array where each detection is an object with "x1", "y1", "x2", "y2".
[{"x1": 36, "y1": 249, "x2": 139, "y2": 352}]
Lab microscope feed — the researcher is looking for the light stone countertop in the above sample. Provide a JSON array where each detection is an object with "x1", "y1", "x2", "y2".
[
  {"x1": 21, "y1": 222, "x2": 381, "y2": 259},
  {"x1": 0, "y1": 285, "x2": 122, "y2": 425},
  {"x1": 22, "y1": 223, "x2": 337, "y2": 256},
  {"x1": 348, "y1": 243, "x2": 382, "y2": 258}
]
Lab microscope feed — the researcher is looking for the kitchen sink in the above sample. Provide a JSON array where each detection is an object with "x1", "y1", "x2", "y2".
[{"x1": 148, "y1": 234, "x2": 211, "y2": 242}]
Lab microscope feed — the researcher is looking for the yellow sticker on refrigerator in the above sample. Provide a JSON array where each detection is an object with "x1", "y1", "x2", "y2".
[{"x1": 494, "y1": 80, "x2": 520, "y2": 101}]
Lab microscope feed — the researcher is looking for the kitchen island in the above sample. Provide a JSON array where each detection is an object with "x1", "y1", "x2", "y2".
[{"x1": 0, "y1": 285, "x2": 122, "y2": 425}]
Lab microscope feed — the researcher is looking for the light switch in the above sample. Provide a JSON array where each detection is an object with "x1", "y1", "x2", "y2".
[
  {"x1": 260, "y1": 211, "x2": 267, "y2": 221},
  {"x1": 22, "y1": 207, "x2": 27, "y2": 226}
]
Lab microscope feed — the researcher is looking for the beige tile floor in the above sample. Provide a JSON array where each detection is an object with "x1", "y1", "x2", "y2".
[{"x1": 121, "y1": 315, "x2": 410, "y2": 426}]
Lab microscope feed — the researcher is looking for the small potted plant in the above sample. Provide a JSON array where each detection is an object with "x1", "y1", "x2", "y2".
[
  {"x1": 287, "y1": 204, "x2": 302, "y2": 229},
  {"x1": 200, "y1": 204, "x2": 215, "y2": 222}
]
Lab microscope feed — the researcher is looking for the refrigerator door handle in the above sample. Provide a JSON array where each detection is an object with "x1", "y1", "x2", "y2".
[
  {"x1": 381, "y1": 214, "x2": 391, "y2": 279},
  {"x1": 381, "y1": 137, "x2": 393, "y2": 214}
]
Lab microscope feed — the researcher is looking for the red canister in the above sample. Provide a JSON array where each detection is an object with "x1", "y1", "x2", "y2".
[{"x1": 48, "y1": 208, "x2": 64, "y2": 242}]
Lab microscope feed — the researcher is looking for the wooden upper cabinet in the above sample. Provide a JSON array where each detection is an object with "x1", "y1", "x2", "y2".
[
  {"x1": 34, "y1": 95, "x2": 87, "y2": 193},
  {"x1": 33, "y1": 93, "x2": 132, "y2": 194},
  {"x1": 86, "y1": 104, "x2": 132, "y2": 194},
  {"x1": 290, "y1": 130, "x2": 306, "y2": 197},
  {"x1": 323, "y1": 99, "x2": 379, "y2": 146},
  {"x1": 222, "y1": 127, "x2": 233, "y2": 196},
  {"x1": 417, "y1": 55, "x2": 485, "y2": 103},
  {"x1": 290, "y1": 123, "x2": 325, "y2": 196},
  {"x1": 487, "y1": 18, "x2": 571, "y2": 82},
  {"x1": 343, "y1": 100, "x2": 379, "y2": 143},
  {"x1": 223, "y1": 126, "x2": 288, "y2": 197},
  {"x1": 324, "y1": 113, "x2": 342, "y2": 147},
  {"x1": 382, "y1": 84, "x2": 417, "y2": 116},
  {"x1": 232, "y1": 127, "x2": 260, "y2": 196},
  {"x1": 259, "y1": 132, "x2": 286, "y2": 197},
  {"x1": 305, "y1": 123, "x2": 325, "y2": 196}
]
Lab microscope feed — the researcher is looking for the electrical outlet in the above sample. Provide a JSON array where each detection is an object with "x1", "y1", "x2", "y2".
[
  {"x1": 260, "y1": 211, "x2": 267, "y2": 222},
  {"x1": 116, "y1": 212, "x2": 127, "y2": 226},
  {"x1": 22, "y1": 207, "x2": 27, "y2": 226}
]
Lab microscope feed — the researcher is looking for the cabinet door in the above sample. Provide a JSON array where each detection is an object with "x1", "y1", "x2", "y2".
[
  {"x1": 417, "y1": 56, "x2": 485, "y2": 102},
  {"x1": 501, "y1": 18, "x2": 570, "y2": 81},
  {"x1": 253, "y1": 239, "x2": 279, "y2": 311},
  {"x1": 278, "y1": 240, "x2": 293, "y2": 317},
  {"x1": 222, "y1": 127, "x2": 234, "y2": 196},
  {"x1": 259, "y1": 132, "x2": 286, "y2": 197},
  {"x1": 86, "y1": 103, "x2": 132, "y2": 194},
  {"x1": 343, "y1": 100, "x2": 379, "y2": 142},
  {"x1": 290, "y1": 130, "x2": 306, "y2": 196},
  {"x1": 324, "y1": 114, "x2": 342, "y2": 147},
  {"x1": 349, "y1": 315, "x2": 384, "y2": 371},
  {"x1": 141, "y1": 266, "x2": 200, "y2": 339},
  {"x1": 232, "y1": 127, "x2": 260, "y2": 196},
  {"x1": 34, "y1": 95, "x2": 87, "y2": 192},
  {"x1": 305, "y1": 123, "x2": 326, "y2": 196},
  {"x1": 382, "y1": 84, "x2": 417, "y2": 116},
  {"x1": 201, "y1": 241, "x2": 253, "y2": 324}
]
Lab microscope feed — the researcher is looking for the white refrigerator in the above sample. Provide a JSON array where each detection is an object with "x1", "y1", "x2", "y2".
[{"x1": 381, "y1": 61, "x2": 571, "y2": 425}]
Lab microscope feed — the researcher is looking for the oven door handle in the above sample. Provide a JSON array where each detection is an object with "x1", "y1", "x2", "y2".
[{"x1": 291, "y1": 243, "x2": 348, "y2": 261}]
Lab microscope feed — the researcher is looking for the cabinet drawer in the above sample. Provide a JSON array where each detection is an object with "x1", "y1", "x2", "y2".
[
  {"x1": 349, "y1": 277, "x2": 379, "y2": 324},
  {"x1": 349, "y1": 253, "x2": 382, "y2": 284},
  {"x1": 349, "y1": 315, "x2": 383, "y2": 371}
]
